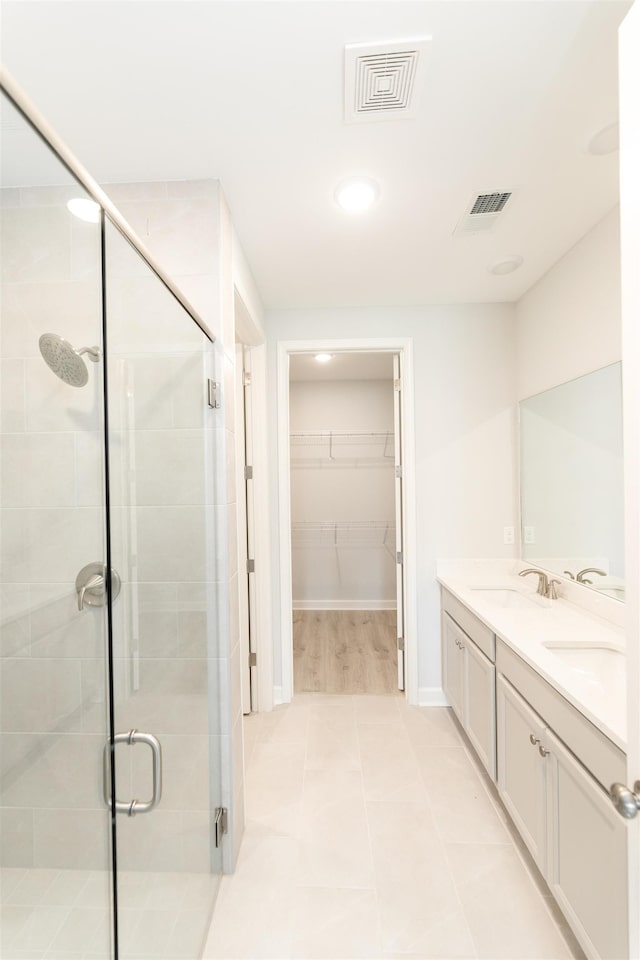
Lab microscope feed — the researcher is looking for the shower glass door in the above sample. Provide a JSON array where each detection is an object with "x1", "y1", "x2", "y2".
[
  {"x1": 0, "y1": 91, "x2": 114, "y2": 956},
  {"x1": 103, "y1": 219, "x2": 223, "y2": 958}
]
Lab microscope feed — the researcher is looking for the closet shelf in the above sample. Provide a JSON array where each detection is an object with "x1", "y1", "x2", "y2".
[
  {"x1": 290, "y1": 430, "x2": 395, "y2": 465},
  {"x1": 291, "y1": 520, "x2": 395, "y2": 549}
]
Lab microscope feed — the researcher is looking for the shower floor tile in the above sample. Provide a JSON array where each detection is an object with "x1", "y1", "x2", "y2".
[{"x1": 0, "y1": 867, "x2": 217, "y2": 960}]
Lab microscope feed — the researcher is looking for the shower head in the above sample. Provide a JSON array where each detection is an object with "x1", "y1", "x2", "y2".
[{"x1": 38, "y1": 334, "x2": 100, "y2": 388}]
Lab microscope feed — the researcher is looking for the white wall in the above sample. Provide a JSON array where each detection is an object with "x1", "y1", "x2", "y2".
[
  {"x1": 266, "y1": 305, "x2": 518, "y2": 701},
  {"x1": 290, "y1": 378, "x2": 396, "y2": 609},
  {"x1": 516, "y1": 206, "x2": 621, "y2": 400}
]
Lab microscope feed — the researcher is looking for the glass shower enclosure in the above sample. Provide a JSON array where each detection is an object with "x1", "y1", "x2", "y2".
[{"x1": 0, "y1": 75, "x2": 224, "y2": 958}]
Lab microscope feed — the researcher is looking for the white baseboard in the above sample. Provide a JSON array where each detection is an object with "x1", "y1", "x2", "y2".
[
  {"x1": 292, "y1": 600, "x2": 397, "y2": 610},
  {"x1": 418, "y1": 686, "x2": 449, "y2": 707},
  {"x1": 273, "y1": 685, "x2": 286, "y2": 706}
]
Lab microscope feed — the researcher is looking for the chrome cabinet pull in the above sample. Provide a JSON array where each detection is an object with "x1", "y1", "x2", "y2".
[
  {"x1": 104, "y1": 729, "x2": 163, "y2": 816},
  {"x1": 529, "y1": 734, "x2": 540, "y2": 746},
  {"x1": 538, "y1": 744, "x2": 550, "y2": 758}
]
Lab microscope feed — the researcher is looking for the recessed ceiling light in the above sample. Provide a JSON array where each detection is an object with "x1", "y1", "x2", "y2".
[
  {"x1": 67, "y1": 198, "x2": 101, "y2": 223},
  {"x1": 335, "y1": 178, "x2": 379, "y2": 214},
  {"x1": 315, "y1": 353, "x2": 332, "y2": 363},
  {"x1": 587, "y1": 122, "x2": 619, "y2": 156},
  {"x1": 489, "y1": 256, "x2": 523, "y2": 276}
]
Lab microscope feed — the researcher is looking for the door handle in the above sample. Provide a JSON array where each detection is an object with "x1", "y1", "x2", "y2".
[
  {"x1": 610, "y1": 781, "x2": 640, "y2": 819},
  {"x1": 104, "y1": 730, "x2": 163, "y2": 816}
]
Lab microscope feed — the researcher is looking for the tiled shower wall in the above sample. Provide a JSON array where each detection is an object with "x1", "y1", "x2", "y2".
[
  {"x1": 0, "y1": 184, "x2": 110, "y2": 869},
  {"x1": 1, "y1": 179, "x2": 244, "y2": 874}
]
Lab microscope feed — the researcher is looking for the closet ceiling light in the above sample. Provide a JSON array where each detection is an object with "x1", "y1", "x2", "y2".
[
  {"x1": 67, "y1": 198, "x2": 101, "y2": 223},
  {"x1": 335, "y1": 178, "x2": 379, "y2": 213},
  {"x1": 489, "y1": 256, "x2": 523, "y2": 276},
  {"x1": 315, "y1": 353, "x2": 332, "y2": 363}
]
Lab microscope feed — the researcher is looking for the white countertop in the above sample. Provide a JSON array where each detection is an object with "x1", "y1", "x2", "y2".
[{"x1": 436, "y1": 560, "x2": 626, "y2": 751}]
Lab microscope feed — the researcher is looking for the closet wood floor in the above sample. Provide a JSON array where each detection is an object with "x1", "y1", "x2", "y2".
[{"x1": 293, "y1": 610, "x2": 399, "y2": 695}]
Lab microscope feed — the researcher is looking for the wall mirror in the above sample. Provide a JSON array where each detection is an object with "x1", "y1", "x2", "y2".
[{"x1": 520, "y1": 362, "x2": 624, "y2": 600}]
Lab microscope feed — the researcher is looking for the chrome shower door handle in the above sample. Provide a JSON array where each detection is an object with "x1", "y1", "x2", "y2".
[{"x1": 104, "y1": 729, "x2": 163, "y2": 816}]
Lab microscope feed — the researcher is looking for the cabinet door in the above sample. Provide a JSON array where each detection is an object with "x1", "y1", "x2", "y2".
[
  {"x1": 442, "y1": 613, "x2": 464, "y2": 721},
  {"x1": 464, "y1": 637, "x2": 496, "y2": 780},
  {"x1": 496, "y1": 675, "x2": 548, "y2": 873},
  {"x1": 546, "y1": 729, "x2": 628, "y2": 960}
]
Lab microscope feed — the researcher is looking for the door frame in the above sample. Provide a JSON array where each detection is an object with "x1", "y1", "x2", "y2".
[
  {"x1": 619, "y1": 2, "x2": 640, "y2": 956},
  {"x1": 276, "y1": 336, "x2": 417, "y2": 705},
  {"x1": 234, "y1": 289, "x2": 273, "y2": 713}
]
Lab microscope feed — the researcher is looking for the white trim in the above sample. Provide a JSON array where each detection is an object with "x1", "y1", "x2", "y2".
[
  {"x1": 620, "y1": 5, "x2": 640, "y2": 955},
  {"x1": 232, "y1": 280, "x2": 272, "y2": 713},
  {"x1": 418, "y1": 687, "x2": 449, "y2": 707},
  {"x1": 277, "y1": 337, "x2": 418, "y2": 705},
  {"x1": 234, "y1": 342, "x2": 251, "y2": 714},
  {"x1": 293, "y1": 600, "x2": 397, "y2": 611},
  {"x1": 273, "y1": 685, "x2": 285, "y2": 706},
  {"x1": 248, "y1": 344, "x2": 273, "y2": 713}
]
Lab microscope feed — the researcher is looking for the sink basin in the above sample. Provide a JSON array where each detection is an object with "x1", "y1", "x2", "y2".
[
  {"x1": 470, "y1": 588, "x2": 539, "y2": 610},
  {"x1": 543, "y1": 642, "x2": 625, "y2": 688}
]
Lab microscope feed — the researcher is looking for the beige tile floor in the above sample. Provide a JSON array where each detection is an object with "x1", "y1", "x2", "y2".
[{"x1": 203, "y1": 694, "x2": 585, "y2": 960}]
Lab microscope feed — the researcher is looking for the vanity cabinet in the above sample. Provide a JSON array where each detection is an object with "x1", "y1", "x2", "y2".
[
  {"x1": 497, "y1": 676, "x2": 548, "y2": 872},
  {"x1": 497, "y1": 674, "x2": 628, "y2": 960},
  {"x1": 442, "y1": 597, "x2": 496, "y2": 780},
  {"x1": 547, "y1": 728, "x2": 628, "y2": 960},
  {"x1": 442, "y1": 612, "x2": 465, "y2": 719}
]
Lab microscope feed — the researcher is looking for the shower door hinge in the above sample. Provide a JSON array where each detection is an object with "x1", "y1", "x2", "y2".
[
  {"x1": 398, "y1": 637, "x2": 405, "y2": 652},
  {"x1": 395, "y1": 465, "x2": 402, "y2": 479},
  {"x1": 243, "y1": 371, "x2": 252, "y2": 387},
  {"x1": 247, "y1": 558, "x2": 255, "y2": 574},
  {"x1": 396, "y1": 551, "x2": 403, "y2": 565},
  {"x1": 245, "y1": 465, "x2": 253, "y2": 480},
  {"x1": 207, "y1": 379, "x2": 221, "y2": 409},
  {"x1": 213, "y1": 806, "x2": 228, "y2": 848},
  {"x1": 394, "y1": 378, "x2": 402, "y2": 392},
  {"x1": 249, "y1": 652, "x2": 257, "y2": 667}
]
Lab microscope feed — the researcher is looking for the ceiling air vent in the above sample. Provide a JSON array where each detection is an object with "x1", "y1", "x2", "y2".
[
  {"x1": 454, "y1": 190, "x2": 514, "y2": 235},
  {"x1": 345, "y1": 39, "x2": 430, "y2": 123}
]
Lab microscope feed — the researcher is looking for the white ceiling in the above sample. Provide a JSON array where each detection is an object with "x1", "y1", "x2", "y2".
[
  {"x1": 290, "y1": 352, "x2": 394, "y2": 382},
  {"x1": 0, "y1": 1, "x2": 630, "y2": 310}
]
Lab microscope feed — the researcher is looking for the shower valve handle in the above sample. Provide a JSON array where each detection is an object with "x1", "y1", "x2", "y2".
[
  {"x1": 76, "y1": 562, "x2": 121, "y2": 610},
  {"x1": 77, "y1": 573, "x2": 104, "y2": 611}
]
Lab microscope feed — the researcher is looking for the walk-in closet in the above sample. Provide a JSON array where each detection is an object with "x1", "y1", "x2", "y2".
[{"x1": 289, "y1": 352, "x2": 401, "y2": 694}]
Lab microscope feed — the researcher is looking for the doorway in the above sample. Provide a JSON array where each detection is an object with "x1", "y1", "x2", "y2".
[
  {"x1": 276, "y1": 338, "x2": 417, "y2": 705},
  {"x1": 289, "y1": 352, "x2": 401, "y2": 695}
]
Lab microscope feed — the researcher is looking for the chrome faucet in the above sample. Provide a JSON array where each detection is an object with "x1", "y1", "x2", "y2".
[
  {"x1": 519, "y1": 568, "x2": 561, "y2": 599},
  {"x1": 547, "y1": 578, "x2": 562, "y2": 600},
  {"x1": 576, "y1": 567, "x2": 606, "y2": 585},
  {"x1": 519, "y1": 568, "x2": 549, "y2": 596}
]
